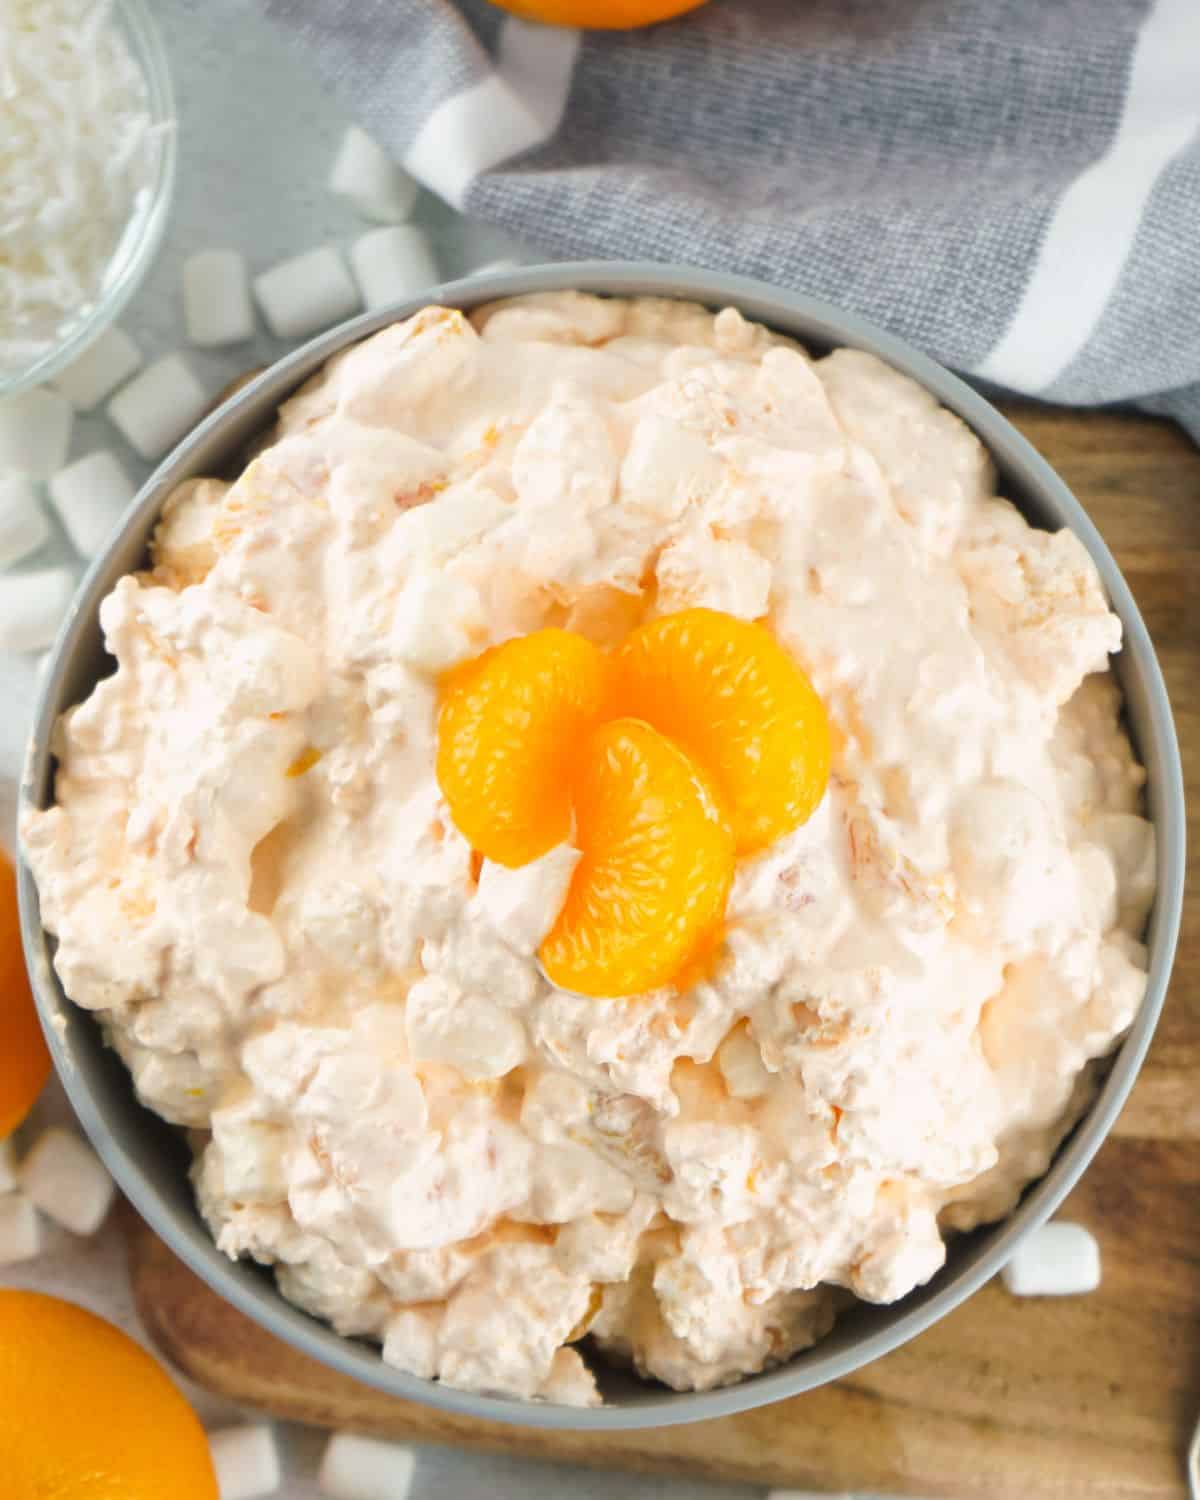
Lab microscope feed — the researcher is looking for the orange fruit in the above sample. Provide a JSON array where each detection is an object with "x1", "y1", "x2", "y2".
[
  {"x1": 486, "y1": 0, "x2": 708, "y2": 29},
  {"x1": 0, "y1": 1291, "x2": 218, "y2": 1499},
  {"x1": 438, "y1": 629, "x2": 611, "y2": 867},
  {"x1": 540, "y1": 718, "x2": 734, "y2": 997},
  {"x1": 612, "y1": 609, "x2": 831, "y2": 855},
  {"x1": 0, "y1": 848, "x2": 50, "y2": 1139}
]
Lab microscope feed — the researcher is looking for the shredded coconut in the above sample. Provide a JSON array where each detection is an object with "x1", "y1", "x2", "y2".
[{"x1": 0, "y1": 0, "x2": 155, "y2": 372}]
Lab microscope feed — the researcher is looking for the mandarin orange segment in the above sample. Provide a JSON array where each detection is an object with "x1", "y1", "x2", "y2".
[
  {"x1": 0, "y1": 848, "x2": 51, "y2": 1139},
  {"x1": 438, "y1": 629, "x2": 611, "y2": 867},
  {"x1": 540, "y1": 718, "x2": 734, "y2": 998},
  {"x1": 612, "y1": 608, "x2": 831, "y2": 855}
]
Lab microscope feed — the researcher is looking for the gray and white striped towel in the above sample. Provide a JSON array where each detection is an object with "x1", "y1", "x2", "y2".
[{"x1": 261, "y1": 0, "x2": 1200, "y2": 441}]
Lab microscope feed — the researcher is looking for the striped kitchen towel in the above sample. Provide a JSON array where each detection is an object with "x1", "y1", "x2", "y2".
[{"x1": 261, "y1": 0, "x2": 1200, "y2": 441}]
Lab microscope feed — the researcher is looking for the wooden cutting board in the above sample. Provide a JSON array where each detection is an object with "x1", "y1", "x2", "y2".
[{"x1": 127, "y1": 404, "x2": 1200, "y2": 1499}]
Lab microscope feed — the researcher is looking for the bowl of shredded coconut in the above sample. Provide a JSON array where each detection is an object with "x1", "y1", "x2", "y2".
[
  {"x1": 17, "y1": 264, "x2": 1186, "y2": 1428},
  {"x1": 0, "y1": 0, "x2": 175, "y2": 394}
]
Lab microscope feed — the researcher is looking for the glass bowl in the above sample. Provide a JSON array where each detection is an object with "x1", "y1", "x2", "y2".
[{"x1": 0, "y1": 0, "x2": 177, "y2": 398}]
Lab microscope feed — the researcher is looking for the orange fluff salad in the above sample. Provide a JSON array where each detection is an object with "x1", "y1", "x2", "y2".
[{"x1": 24, "y1": 294, "x2": 1153, "y2": 1403}]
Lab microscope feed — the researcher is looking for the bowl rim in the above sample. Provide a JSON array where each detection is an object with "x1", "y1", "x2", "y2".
[
  {"x1": 18, "y1": 261, "x2": 1187, "y2": 1431},
  {"x1": 0, "y1": 0, "x2": 178, "y2": 397}
]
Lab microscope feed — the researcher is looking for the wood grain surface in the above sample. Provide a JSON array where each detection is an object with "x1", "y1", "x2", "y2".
[{"x1": 127, "y1": 404, "x2": 1200, "y2": 1499}]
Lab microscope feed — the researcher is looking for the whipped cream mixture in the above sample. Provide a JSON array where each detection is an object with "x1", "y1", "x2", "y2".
[{"x1": 24, "y1": 294, "x2": 1155, "y2": 1404}]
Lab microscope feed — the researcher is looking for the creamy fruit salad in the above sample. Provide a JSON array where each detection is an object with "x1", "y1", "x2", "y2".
[{"x1": 23, "y1": 293, "x2": 1155, "y2": 1405}]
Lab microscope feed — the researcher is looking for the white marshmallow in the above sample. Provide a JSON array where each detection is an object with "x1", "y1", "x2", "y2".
[
  {"x1": 381, "y1": 1306, "x2": 437, "y2": 1380},
  {"x1": 349, "y1": 226, "x2": 439, "y2": 313},
  {"x1": 208, "y1": 1424, "x2": 282, "y2": 1500},
  {"x1": 0, "y1": 475, "x2": 50, "y2": 567},
  {"x1": 50, "y1": 326, "x2": 142, "y2": 410},
  {"x1": 108, "y1": 353, "x2": 210, "y2": 461},
  {"x1": 474, "y1": 844, "x2": 581, "y2": 955},
  {"x1": 0, "y1": 1193, "x2": 42, "y2": 1266},
  {"x1": 0, "y1": 387, "x2": 72, "y2": 478},
  {"x1": 0, "y1": 565, "x2": 77, "y2": 652},
  {"x1": 393, "y1": 486, "x2": 509, "y2": 563},
  {"x1": 49, "y1": 449, "x2": 136, "y2": 556},
  {"x1": 184, "y1": 250, "x2": 255, "y2": 348},
  {"x1": 1001, "y1": 1221, "x2": 1101, "y2": 1296},
  {"x1": 318, "y1": 1433, "x2": 416, "y2": 1500},
  {"x1": 18, "y1": 1126, "x2": 115, "y2": 1236},
  {"x1": 717, "y1": 1028, "x2": 773, "y2": 1099},
  {"x1": 405, "y1": 975, "x2": 527, "y2": 1081},
  {"x1": 328, "y1": 126, "x2": 419, "y2": 223},
  {"x1": 253, "y1": 247, "x2": 362, "y2": 340},
  {"x1": 0, "y1": 1138, "x2": 16, "y2": 1193},
  {"x1": 390, "y1": 567, "x2": 481, "y2": 673}
]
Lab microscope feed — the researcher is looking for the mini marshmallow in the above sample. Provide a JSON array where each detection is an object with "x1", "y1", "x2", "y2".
[
  {"x1": 107, "y1": 353, "x2": 210, "y2": 461},
  {"x1": 49, "y1": 449, "x2": 136, "y2": 556},
  {"x1": 475, "y1": 844, "x2": 581, "y2": 954},
  {"x1": 381, "y1": 1307, "x2": 437, "y2": 1380},
  {"x1": 405, "y1": 975, "x2": 526, "y2": 1081},
  {"x1": 328, "y1": 126, "x2": 419, "y2": 223},
  {"x1": 183, "y1": 250, "x2": 255, "y2": 348},
  {"x1": 1001, "y1": 1221, "x2": 1101, "y2": 1297},
  {"x1": 0, "y1": 1138, "x2": 16, "y2": 1193},
  {"x1": 50, "y1": 325, "x2": 142, "y2": 410},
  {"x1": 0, "y1": 1193, "x2": 41, "y2": 1267},
  {"x1": 318, "y1": 1433, "x2": 415, "y2": 1500},
  {"x1": 253, "y1": 247, "x2": 362, "y2": 340},
  {"x1": 0, "y1": 387, "x2": 72, "y2": 478},
  {"x1": 0, "y1": 475, "x2": 50, "y2": 567},
  {"x1": 18, "y1": 1126, "x2": 115, "y2": 1236},
  {"x1": 393, "y1": 486, "x2": 509, "y2": 563},
  {"x1": 717, "y1": 1027, "x2": 773, "y2": 1099},
  {"x1": 390, "y1": 567, "x2": 481, "y2": 673},
  {"x1": 0, "y1": 565, "x2": 77, "y2": 652},
  {"x1": 349, "y1": 226, "x2": 439, "y2": 312},
  {"x1": 208, "y1": 1424, "x2": 281, "y2": 1500}
]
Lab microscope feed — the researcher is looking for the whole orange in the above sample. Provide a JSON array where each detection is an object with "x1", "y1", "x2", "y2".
[
  {"x1": 0, "y1": 847, "x2": 50, "y2": 1138},
  {"x1": 0, "y1": 1291, "x2": 219, "y2": 1500},
  {"x1": 487, "y1": 0, "x2": 708, "y2": 28}
]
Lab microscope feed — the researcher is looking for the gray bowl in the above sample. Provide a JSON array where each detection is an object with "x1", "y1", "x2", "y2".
[{"x1": 18, "y1": 263, "x2": 1186, "y2": 1431}]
